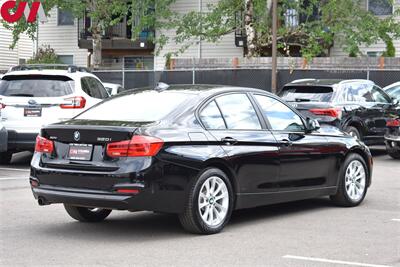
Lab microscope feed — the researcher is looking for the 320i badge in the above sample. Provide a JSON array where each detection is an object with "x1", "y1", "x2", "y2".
[{"x1": 30, "y1": 85, "x2": 373, "y2": 234}]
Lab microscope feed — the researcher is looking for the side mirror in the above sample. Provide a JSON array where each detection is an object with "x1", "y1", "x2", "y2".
[
  {"x1": 391, "y1": 98, "x2": 399, "y2": 106},
  {"x1": 306, "y1": 118, "x2": 320, "y2": 132}
]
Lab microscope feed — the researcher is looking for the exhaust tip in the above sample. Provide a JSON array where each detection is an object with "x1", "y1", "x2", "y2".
[{"x1": 38, "y1": 197, "x2": 49, "y2": 206}]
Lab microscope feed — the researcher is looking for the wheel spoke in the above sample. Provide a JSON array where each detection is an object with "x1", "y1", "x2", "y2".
[
  {"x1": 215, "y1": 202, "x2": 226, "y2": 213},
  {"x1": 199, "y1": 201, "x2": 208, "y2": 209},
  {"x1": 215, "y1": 192, "x2": 227, "y2": 201},
  {"x1": 208, "y1": 206, "x2": 214, "y2": 224}
]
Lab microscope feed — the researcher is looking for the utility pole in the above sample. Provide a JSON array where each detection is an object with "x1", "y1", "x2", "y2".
[{"x1": 271, "y1": 0, "x2": 278, "y2": 94}]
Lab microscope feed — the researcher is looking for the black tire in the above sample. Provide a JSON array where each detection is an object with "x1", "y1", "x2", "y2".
[
  {"x1": 330, "y1": 153, "x2": 368, "y2": 207},
  {"x1": 345, "y1": 126, "x2": 361, "y2": 140},
  {"x1": 386, "y1": 142, "x2": 400, "y2": 159},
  {"x1": 178, "y1": 168, "x2": 234, "y2": 235},
  {"x1": 0, "y1": 151, "x2": 13, "y2": 164},
  {"x1": 64, "y1": 205, "x2": 112, "y2": 222}
]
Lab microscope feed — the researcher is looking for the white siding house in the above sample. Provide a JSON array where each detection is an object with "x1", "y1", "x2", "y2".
[
  {"x1": 0, "y1": 8, "x2": 87, "y2": 70},
  {"x1": 155, "y1": 0, "x2": 244, "y2": 70},
  {"x1": 0, "y1": 24, "x2": 33, "y2": 70},
  {"x1": 37, "y1": 8, "x2": 88, "y2": 66}
]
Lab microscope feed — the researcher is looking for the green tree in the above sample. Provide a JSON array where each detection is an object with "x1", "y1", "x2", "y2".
[
  {"x1": 165, "y1": 0, "x2": 400, "y2": 59},
  {"x1": 3, "y1": 0, "x2": 176, "y2": 68}
]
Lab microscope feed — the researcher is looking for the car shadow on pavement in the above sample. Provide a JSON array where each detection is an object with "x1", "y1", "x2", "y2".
[{"x1": 37, "y1": 198, "x2": 336, "y2": 241}]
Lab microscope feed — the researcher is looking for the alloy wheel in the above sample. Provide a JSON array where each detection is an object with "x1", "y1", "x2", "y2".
[
  {"x1": 345, "y1": 160, "x2": 366, "y2": 202},
  {"x1": 198, "y1": 176, "x2": 229, "y2": 227}
]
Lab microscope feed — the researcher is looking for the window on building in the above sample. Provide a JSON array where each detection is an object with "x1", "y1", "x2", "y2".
[
  {"x1": 58, "y1": 55, "x2": 74, "y2": 65},
  {"x1": 367, "y1": 51, "x2": 382, "y2": 57},
  {"x1": 368, "y1": 0, "x2": 393, "y2": 16},
  {"x1": 58, "y1": 9, "x2": 74, "y2": 25}
]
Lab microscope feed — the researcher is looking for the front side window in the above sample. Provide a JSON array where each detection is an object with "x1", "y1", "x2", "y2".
[
  {"x1": 371, "y1": 86, "x2": 391, "y2": 103},
  {"x1": 215, "y1": 94, "x2": 262, "y2": 130},
  {"x1": 254, "y1": 95, "x2": 305, "y2": 132},
  {"x1": 200, "y1": 101, "x2": 226, "y2": 129}
]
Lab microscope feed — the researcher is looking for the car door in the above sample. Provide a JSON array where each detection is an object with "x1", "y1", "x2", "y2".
[
  {"x1": 345, "y1": 83, "x2": 392, "y2": 140},
  {"x1": 370, "y1": 85, "x2": 398, "y2": 137},
  {"x1": 252, "y1": 94, "x2": 338, "y2": 190},
  {"x1": 199, "y1": 93, "x2": 280, "y2": 198}
]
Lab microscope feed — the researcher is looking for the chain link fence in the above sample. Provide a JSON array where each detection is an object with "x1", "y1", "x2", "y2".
[{"x1": 94, "y1": 68, "x2": 400, "y2": 92}]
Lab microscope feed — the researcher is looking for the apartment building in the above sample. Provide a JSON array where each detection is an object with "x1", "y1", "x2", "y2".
[{"x1": 0, "y1": 0, "x2": 399, "y2": 71}]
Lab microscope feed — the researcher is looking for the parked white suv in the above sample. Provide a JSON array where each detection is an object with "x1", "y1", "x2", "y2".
[{"x1": 0, "y1": 65, "x2": 109, "y2": 164}]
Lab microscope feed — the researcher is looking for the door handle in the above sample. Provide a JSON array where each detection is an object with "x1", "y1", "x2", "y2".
[
  {"x1": 281, "y1": 139, "x2": 293, "y2": 146},
  {"x1": 221, "y1": 137, "x2": 238, "y2": 145}
]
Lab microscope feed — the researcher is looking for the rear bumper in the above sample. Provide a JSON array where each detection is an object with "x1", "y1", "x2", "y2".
[
  {"x1": 31, "y1": 182, "x2": 150, "y2": 211},
  {"x1": 7, "y1": 130, "x2": 37, "y2": 151}
]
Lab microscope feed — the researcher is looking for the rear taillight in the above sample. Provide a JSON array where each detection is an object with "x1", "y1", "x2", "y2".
[
  {"x1": 60, "y1": 96, "x2": 86, "y2": 109},
  {"x1": 387, "y1": 119, "x2": 400, "y2": 127},
  {"x1": 35, "y1": 136, "x2": 54, "y2": 153},
  {"x1": 309, "y1": 108, "x2": 342, "y2": 118},
  {"x1": 0, "y1": 103, "x2": 5, "y2": 109},
  {"x1": 106, "y1": 135, "x2": 164, "y2": 158}
]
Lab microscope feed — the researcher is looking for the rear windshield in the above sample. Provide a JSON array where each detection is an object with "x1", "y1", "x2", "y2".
[
  {"x1": 0, "y1": 75, "x2": 74, "y2": 97},
  {"x1": 279, "y1": 86, "x2": 334, "y2": 102},
  {"x1": 76, "y1": 90, "x2": 195, "y2": 122}
]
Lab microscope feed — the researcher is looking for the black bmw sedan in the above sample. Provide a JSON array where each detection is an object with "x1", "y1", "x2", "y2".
[{"x1": 30, "y1": 85, "x2": 373, "y2": 234}]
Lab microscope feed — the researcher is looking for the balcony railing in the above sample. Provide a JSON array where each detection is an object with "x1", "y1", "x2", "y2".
[{"x1": 77, "y1": 17, "x2": 155, "y2": 50}]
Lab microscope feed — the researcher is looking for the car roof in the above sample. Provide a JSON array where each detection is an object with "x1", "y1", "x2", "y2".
[
  {"x1": 125, "y1": 84, "x2": 274, "y2": 98},
  {"x1": 383, "y1": 81, "x2": 400, "y2": 90},
  {"x1": 284, "y1": 79, "x2": 375, "y2": 87},
  {"x1": 2, "y1": 69, "x2": 97, "y2": 80}
]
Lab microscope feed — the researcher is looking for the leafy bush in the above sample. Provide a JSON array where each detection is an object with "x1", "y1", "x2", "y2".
[
  {"x1": 382, "y1": 39, "x2": 396, "y2": 57},
  {"x1": 27, "y1": 45, "x2": 62, "y2": 64}
]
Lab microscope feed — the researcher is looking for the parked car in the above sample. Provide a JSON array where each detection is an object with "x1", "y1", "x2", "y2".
[
  {"x1": 0, "y1": 122, "x2": 7, "y2": 153},
  {"x1": 279, "y1": 79, "x2": 399, "y2": 145},
  {"x1": 0, "y1": 64, "x2": 110, "y2": 164},
  {"x1": 385, "y1": 117, "x2": 400, "y2": 159},
  {"x1": 30, "y1": 85, "x2": 372, "y2": 234},
  {"x1": 384, "y1": 81, "x2": 400, "y2": 101},
  {"x1": 103, "y1": 83, "x2": 124, "y2": 96}
]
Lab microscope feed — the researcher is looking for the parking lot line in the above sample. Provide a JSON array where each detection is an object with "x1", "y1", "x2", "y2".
[
  {"x1": 0, "y1": 167, "x2": 30, "y2": 172},
  {"x1": 283, "y1": 255, "x2": 391, "y2": 267},
  {"x1": 391, "y1": 219, "x2": 400, "y2": 222}
]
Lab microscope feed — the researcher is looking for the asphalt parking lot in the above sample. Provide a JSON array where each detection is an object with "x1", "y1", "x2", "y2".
[{"x1": 0, "y1": 148, "x2": 399, "y2": 267}]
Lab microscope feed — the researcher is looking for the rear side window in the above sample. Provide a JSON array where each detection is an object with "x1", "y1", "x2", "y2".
[
  {"x1": 76, "y1": 90, "x2": 195, "y2": 122},
  {"x1": 279, "y1": 86, "x2": 334, "y2": 102},
  {"x1": 215, "y1": 94, "x2": 261, "y2": 130},
  {"x1": 346, "y1": 84, "x2": 391, "y2": 103},
  {"x1": 81, "y1": 77, "x2": 109, "y2": 99},
  {"x1": 200, "y1": 101, "x2": 226, "y2": 129},
  {"x1": 0, "y1": 75, "x2": 74, "y2": 97}
]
